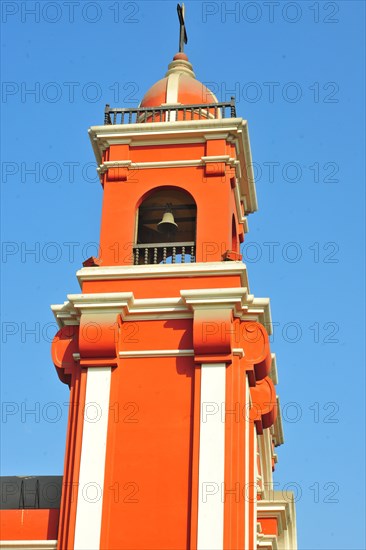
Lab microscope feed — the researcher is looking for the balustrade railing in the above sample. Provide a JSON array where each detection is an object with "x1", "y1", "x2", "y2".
[
  {"x1": 133, "y1": 242, "x2": 195, "y2": 265},
  {"x1": 104, "y1": 98, "x2": 236, "y2": 125}
]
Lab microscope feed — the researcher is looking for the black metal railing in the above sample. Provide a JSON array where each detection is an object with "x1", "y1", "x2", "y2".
[
  {"x1": 133, "y1": 242, "x2": 195, "y2": 265},
  {"x1": 104, "y1": 98, "x2": 236, "y2": 125}
]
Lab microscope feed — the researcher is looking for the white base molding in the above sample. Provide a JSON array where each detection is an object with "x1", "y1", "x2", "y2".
[{"x1": 0, "y1": 542, "x2": 57, "y2": 550}]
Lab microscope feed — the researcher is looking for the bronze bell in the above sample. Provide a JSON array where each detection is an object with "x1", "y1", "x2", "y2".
[{"x1": 157, "y1": 205, "x2": 178, "y2": 234}]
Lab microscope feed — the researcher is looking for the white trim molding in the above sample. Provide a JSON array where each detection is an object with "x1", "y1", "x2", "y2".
[
  {"x1": 76, "y1": 262, "x2": 249, "y2": 286},
  {"x1": 97, "y1": 155, "x2": 237, "y2": 173},
  {"x1": 119, "y1": 349, "x2": 194, "y2": 358},
  {"x1": 0, "y1": 543, "x2": 57, "y2": 550},
  {"x1": 116, "y1": 348, "x2": 245, "y2": 359}
]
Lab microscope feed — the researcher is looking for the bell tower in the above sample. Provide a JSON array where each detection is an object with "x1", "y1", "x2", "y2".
[{"x1": 51, "y1": 32, "x2": 297, "y2": 550}]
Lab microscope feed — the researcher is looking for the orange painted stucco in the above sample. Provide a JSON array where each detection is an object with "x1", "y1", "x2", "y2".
[
  {"x1": 81, "y1": 273, "x2": 244, "y2": 297},
  {"x1": 259, "y1": 517, "x2": 279, "y2": 536},
  {"x1": 0, "y1": 509, "x2": 59, "y2": 540}
]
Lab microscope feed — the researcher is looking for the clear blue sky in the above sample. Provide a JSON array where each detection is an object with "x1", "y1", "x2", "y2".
[{"x1": 1, "y1": 2, "x2": 365, "y2": 549}]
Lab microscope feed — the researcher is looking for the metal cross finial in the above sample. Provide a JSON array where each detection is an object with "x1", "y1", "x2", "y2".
[{"x1": 177, "y1": 3, "x2": 188, "y2": 53}]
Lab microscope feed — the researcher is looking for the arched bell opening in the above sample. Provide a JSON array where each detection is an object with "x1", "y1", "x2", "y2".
[{"x1": 133, "y1": 187, "x2": 197, "y2": 265}]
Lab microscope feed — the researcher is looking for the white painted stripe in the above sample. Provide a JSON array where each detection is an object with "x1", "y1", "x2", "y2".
[
  {"x1": 74, "y1": 367, "x2": 111, "y2": 550},
  {"x1": 165, "y1": 72, "x2": 180, "y2": 121},
  {"x1": 197, "y1": 363, "x2": 226, "y2": 550},
  {"x1": 166, "y1": 72, "x2": 180, "y2": 104},
  {"x1": 244, "y1": 376, "x2": 250, "y2": 549}
]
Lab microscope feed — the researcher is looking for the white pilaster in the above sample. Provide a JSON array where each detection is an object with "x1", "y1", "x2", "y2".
[
  {"x1": 197, "y1": 363, "x2": 226, "y2": 550},
  {"x1": 74, "y1": 367, "x2": 111, "y2": 550}
]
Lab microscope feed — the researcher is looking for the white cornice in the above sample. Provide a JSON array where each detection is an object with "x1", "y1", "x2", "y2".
[
  {"x1": 89, "y1": 118, "x2": 244, "y2": 153},
  {"x1": 51, "y1": 287, "x2": 272, "y2": 332},
  {"x1": 181, "y1": 287, "x2": 250, "y2": 310},
  {"x1": 180, "y1": 288, "x2": 271, "y2": 327},
  {"x1": 76, "y1": 262, "x2": 250, "y2": 288},
  {"x1": 52, "y1": 293, "x2": 189, "y2": 327},
  {"x1": 258, "y1": 496, "x2": 297, "y2": 550},
  {"x1": 51, "y1": 301, "x2": 80, "y2": 326}
]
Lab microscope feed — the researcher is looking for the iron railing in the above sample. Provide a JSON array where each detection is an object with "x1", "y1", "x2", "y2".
[
  {"x1": 133, "y1": 242, "x2": 195, "y2": 265},
  {"x1": 104, "y1": 98, "x2": 236, "y2": 125}
]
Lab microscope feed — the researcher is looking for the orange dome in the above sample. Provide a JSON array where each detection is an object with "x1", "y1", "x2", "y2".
[{"x1": 140, "y1": 53, "x2": 218, "y2": 108}]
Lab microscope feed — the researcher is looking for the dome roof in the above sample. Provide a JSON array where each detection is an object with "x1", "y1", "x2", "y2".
[{"x1": 140, "y1": 53, "x2": 218, "y2": 108}]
